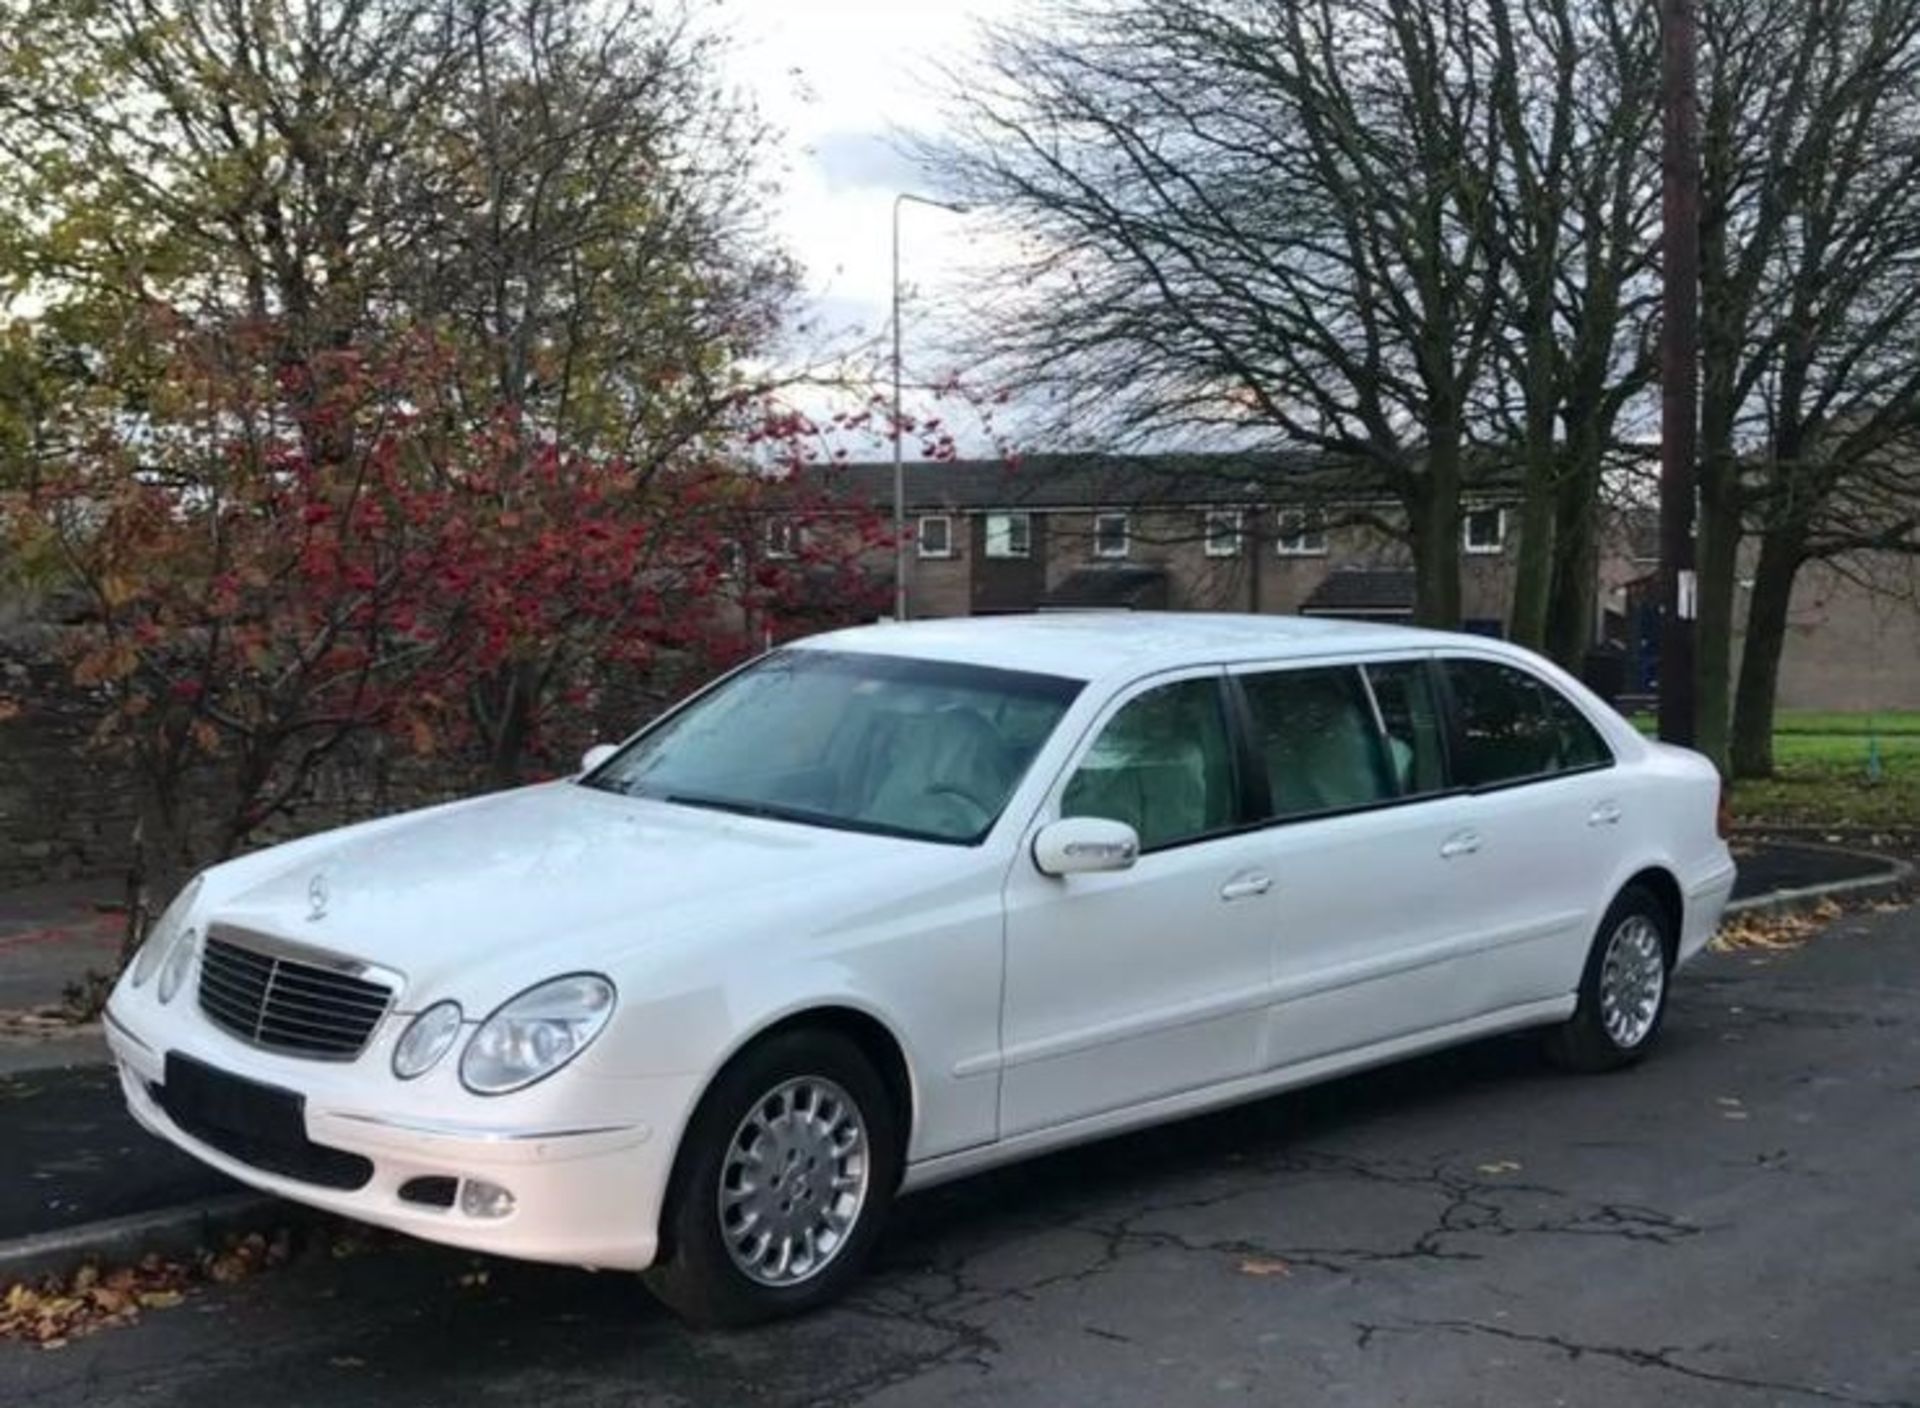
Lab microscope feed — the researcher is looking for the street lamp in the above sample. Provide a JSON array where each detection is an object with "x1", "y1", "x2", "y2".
[{"x1": 892, "y1": 191, "x2": 969, "y2": 621}]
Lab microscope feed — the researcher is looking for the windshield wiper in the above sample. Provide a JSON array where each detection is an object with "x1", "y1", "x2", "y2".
[
  {"x1": 651, "y1": 791, "x2": 969, "y2": 846},
  {"x1": 659, "y1": 791, "x2": 796, "y2": 822}
]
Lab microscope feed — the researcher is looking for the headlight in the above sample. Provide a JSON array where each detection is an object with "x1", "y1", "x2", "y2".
[
  {"x1": 392, "y1": 1001, "x2": 464, "y2": 1080},
  {"x1": 157, "y1": 927, "x2": 199, "y2": 1004},
  {"x1": 130, "y1": 875, "x2": 203, "y2": 987},
  {"x1": 460, "y1": 974, "x2": 615, "y2": 1095}
]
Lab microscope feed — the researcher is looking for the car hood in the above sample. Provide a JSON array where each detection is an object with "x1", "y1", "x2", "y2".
[{"x1": 204, "y1": 782, "x2": 962, "y2": 1002}]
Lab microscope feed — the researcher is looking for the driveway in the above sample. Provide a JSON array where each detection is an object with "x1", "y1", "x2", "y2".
[{"x1": 5, "y1": 900, "x2": 1918, "y2": 1407}]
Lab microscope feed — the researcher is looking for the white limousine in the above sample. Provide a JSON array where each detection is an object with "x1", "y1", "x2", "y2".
[{"x1": 105, "y1": 614, "x2": 1736, "y2": 1324}]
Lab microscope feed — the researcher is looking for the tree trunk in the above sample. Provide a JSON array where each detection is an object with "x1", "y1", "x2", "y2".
[
  {"x1": 1730, "y1": 527, "x2": 1804, "y2": 778},
  {"x1": 1543, "y1": 457, "x2": 1601, "y2": 670},
  {"x1": 1508, "y1": 453, "x2": 1557, "y2": 650},
  {"x1": 1408, "y1": 445, "x2": 1463, "y2": 629}
]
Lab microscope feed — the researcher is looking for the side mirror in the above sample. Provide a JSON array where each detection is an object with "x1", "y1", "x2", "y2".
[
  {"x1": 1033, "y1": 817, "x2": 1140, "y2": 877},
  {"x1": 579, "y1": 743, "x2": 619, "y2": 776}
]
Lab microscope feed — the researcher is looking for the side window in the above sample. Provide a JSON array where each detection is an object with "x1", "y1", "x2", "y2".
[
  {"x1": 1539, "y1": 678, "x2": 1612, "y2": 770},
  {"x1": 1240, "y1": 667, "x2": 1396, "y2": 819},
  {"x1": 1363, "y1": 661, "x2": 1449, "y2": 797},
  {"x1": 1442, "y1": 659, "x2": 1610, "y2": 787},
  {"x1": 1061, "y1": 678, "x2": 1237, "y2": 850}
]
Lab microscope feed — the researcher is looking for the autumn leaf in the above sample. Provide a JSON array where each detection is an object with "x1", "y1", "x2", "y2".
[{"x1": 1237, "y1": 1257, "x2": 1292, "y2": 1278}]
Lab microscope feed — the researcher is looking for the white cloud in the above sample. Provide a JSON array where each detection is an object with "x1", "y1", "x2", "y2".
[{"x1": 721, "y1": 0, "x2": 1023, "y2": 361}]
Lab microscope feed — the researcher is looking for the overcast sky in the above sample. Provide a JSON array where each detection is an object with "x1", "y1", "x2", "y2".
[{"x1": 722, "y1": 0, "x2": 1024, "y2": 406}]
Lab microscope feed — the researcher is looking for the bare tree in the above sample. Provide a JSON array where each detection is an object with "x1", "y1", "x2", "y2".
[
  {"x1": 1484, "y1": 0, "x2": 1662, "y2": 665},
  {"x1": 1696, "y1": 0, "x2": 1920, "y2": 773},
  {"x1": 925, "y1": 0, "x2": 1511, "y2": 627}
]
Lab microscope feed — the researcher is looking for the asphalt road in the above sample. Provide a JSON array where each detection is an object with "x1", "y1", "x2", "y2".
[{"x1": 6, "y1": 901, "x2": 1920, "y2": 1408}]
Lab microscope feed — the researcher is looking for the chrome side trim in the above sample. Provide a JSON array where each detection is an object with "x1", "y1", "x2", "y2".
[{"x1": 328, "y1": 1111, "x2": 645, "y2": 1143}]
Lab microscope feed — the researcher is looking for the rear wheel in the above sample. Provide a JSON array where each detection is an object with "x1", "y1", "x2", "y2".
[
  {"x1": 1545, "y1": 884, "x2": 1674, "y2": 1073},
  {"x1": 644, "y1": 1029, "x2": 901, "y2": 1327}
]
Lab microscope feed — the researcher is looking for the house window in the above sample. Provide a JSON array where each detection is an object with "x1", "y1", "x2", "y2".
[
  {"x1": 1464, "y1": 507, "x2": 1507, "y2": 555},
  {"x1": 1276, "y1": 510, "x2": 1328, "y2": 556},
  {"x1": 1203, "y1": 510, "x2": 1242, "y2": 558},
  {"x1": 985, "y1": 511, "x2": 1032, "y2": 559},
  {"x1": 718, "y1": 540, "x2": 744, "y2": 580},
  {"x1": 1093, "y1": 512, "x2": 1130, "y2": 559},
  {"x1": 765, "y1": 519, "x2": 800, "y2": 560},
  {"x1": 917, "y1": 514, "x2": 954, "y2": 558}
]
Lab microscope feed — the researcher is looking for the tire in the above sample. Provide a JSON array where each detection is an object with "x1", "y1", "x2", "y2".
[
  {"x1": 644, "y1": 1028, "x2": 902, "y2": 1328},
  {"x1": 1544, "y1": 883, "x2": 1675, "y2": 1074}
]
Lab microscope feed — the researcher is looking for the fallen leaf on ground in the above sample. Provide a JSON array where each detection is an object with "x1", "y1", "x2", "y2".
[
  {"x1": 1237, "y1": 1258, "x2": 1292, "y2": 1278},
  {"x1": 1476, "y1": 1160, "x2": 1523, "y2": 1175}
]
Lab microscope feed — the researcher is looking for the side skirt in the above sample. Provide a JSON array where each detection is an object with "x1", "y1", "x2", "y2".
[{"x1": 898, "y1": 996, "x2": 1577, "y2": 1194}]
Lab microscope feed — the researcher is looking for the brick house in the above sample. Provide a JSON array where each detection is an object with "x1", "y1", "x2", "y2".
[{"x1": 772, "y1": 454, "x2": 1920, "y2": 714}]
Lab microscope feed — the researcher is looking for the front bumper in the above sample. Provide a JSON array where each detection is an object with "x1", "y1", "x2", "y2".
[{"x1": 104, "y1": 1003, "x2": 686, "y2": 1271}]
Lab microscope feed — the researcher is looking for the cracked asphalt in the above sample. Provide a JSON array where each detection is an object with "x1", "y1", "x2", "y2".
[{"x1": 7, "y1": 899, "x2": 1920, "y2": 1407}]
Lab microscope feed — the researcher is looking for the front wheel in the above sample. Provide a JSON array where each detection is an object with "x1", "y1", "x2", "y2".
[
  {"x1": 1545, "y1": 884, "x2": 1674, "y2": 1073},
  {"x1": 644, "y1": 1029, "x2": 901, "y2": 1327}
]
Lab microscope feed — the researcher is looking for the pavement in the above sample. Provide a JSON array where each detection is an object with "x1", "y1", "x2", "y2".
[{"x1": 0, "y1": 840, "x2": 1912, "y2": 1405}]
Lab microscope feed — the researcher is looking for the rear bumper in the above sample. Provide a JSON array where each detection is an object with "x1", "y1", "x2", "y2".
[
  {"x1": 105, "y1": 1006, "x2": 679, "y2": 1271},
  {"x1": 1678, "y1": 857, "x2": 1739, "y2": 967}
]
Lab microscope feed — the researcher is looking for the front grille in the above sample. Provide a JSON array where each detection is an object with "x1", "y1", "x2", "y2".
[{"x1": 197, "y1": 933, "x2": 393, "y2": 1059}]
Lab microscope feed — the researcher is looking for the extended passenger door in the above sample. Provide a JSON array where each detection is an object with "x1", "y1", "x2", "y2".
[
  {"x1": 1229, "y1": 657, "x2": 1491, "y2": 1067},
  {"x1": 998, "y1": 671, "x2": 1276, "y2": 1137}
]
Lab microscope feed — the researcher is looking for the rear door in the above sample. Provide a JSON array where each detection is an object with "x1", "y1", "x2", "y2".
[{"x1": 1434, "y1": 655, "x2": 1629, "y2": 1008}]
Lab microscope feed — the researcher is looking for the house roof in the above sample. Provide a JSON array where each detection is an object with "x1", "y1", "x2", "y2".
[
  {"x1": 795, "y1": 449, "x2": 1523, "y2": 514},
  {"x1": 1036, "y1": 565, "x2": 1169, "y2": 610},
  {"x1": 800, "y1": 451, "x2": 1340, "y2": 512},
  {"x1": 1299, "y1": 569, "x2": 1417, "y2": 616}
]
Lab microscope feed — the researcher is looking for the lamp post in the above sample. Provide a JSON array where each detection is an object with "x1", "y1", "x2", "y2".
[{"x1": 892, "y1": 192, "x2": 969, "y2": 621}]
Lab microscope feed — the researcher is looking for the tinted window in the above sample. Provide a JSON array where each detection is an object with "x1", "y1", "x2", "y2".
[
  {"x1": 1062, "y1": 678, "x2": 1236, "y2": 850},
  {"x1": 1363, "y1": 661, "x2": 1449, "y2": 797},
  {"x1": 1443, "y1": 659, "x2": 1610, "y2": 788},
  {"x1": 591, "y1": 650, "x2": 1080, "y2": 843},
  {"x1": 1241, "y1": 667, "x2": 1396, "y2": 818}
]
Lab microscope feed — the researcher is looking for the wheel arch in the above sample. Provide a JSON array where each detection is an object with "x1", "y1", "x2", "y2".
[
  {"x1": 1619, "y1": 865, "x2": 1685, "y2": 963},
  {"x1": 653, "y1": 998, "x2": 919, "y2": 1253}
]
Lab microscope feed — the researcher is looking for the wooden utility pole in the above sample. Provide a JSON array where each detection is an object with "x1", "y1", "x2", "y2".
[{"x1": 1658, "y1": 0, "x2": 1700, "y2": 746}]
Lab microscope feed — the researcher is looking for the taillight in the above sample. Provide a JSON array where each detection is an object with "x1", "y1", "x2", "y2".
[{"x1": 1716, "y1": 780, "x2": 1733, "y2": 839}]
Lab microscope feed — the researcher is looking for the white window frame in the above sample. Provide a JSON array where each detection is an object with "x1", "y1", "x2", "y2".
[
  {"x1": 984, "y1": 510, "x2": 1033, "y2": 560},
  {"x1": 764, "y1": 519, "x2": 800, "y2": 560},
  {"x1": 1464, "y1": 506, "x2": 1507, "y2": 555},
  {"x1": 1276, "y1": 509, "x2": 1329, "y2": 557},
  {"x1": 1093, "y1": 511, "x2": 1131, "y2": 559},
  {"x1": 1203, "y1": 509, "x2": 1243, "y2": 558},
  {"x1": 917, "y1": 514, "x2": 954, "y2": 559}
]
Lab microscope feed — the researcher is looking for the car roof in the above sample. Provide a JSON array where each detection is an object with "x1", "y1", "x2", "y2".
[{"x1": 793, "y1": 613, "x2": 1518, "y2": 685}]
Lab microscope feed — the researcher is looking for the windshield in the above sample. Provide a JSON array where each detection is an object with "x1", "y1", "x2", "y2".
[{"x1": 586, "y1": 648, "x2": 1084, "y2": 844}]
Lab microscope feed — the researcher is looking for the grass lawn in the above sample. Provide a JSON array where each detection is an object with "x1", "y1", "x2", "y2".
[
  {"x1": 1625, "y1": 710, "x2": 1920, "y2": 827},
  {"x1": 1733, "y1": 724, "x2": 1920, "y2": 828}
]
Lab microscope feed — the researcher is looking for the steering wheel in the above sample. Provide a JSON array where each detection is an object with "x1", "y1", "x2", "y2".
[{"x1": 924, "y1": 782, "x2": 995, "y2": 828}]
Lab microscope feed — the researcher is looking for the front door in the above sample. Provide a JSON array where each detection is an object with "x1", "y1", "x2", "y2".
[{"x1": 998, "y1": 670, "x2": 1275, "y2": 1137}]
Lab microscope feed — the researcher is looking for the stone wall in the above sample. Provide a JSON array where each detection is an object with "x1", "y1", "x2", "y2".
[{"x1": 0, "y1": 625, "x2": 688, "y2": 891}]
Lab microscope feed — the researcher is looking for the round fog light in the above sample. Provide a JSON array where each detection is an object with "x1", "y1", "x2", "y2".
[{"x1": 460, "y1": 1178, "x2": 516, "y2": 1220}]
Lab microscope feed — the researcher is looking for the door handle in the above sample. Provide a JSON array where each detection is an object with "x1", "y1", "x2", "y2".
[
  {"x1": 1220, "y1": 873, "x2": 1274, "y2": 901},
  {"x1": 1439, "y1": 829, "x2": 1482, "y2": 859},
  {"x1": 1588, "y1": 800, "x2": 1623, "y2": 827}
]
